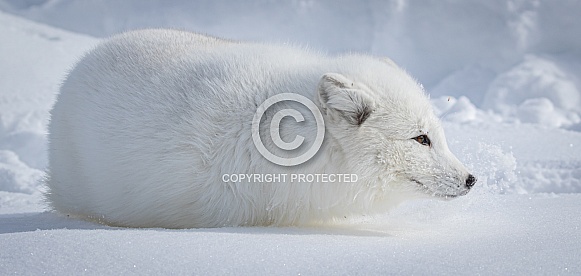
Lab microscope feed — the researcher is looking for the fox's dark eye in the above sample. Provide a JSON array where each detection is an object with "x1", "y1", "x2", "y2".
[{"x1": 413, "y1": 135, "x2": 431, "y2": 147}]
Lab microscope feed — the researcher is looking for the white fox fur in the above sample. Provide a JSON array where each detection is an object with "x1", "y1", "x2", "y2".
[{"x1": 46, "y1": 29, "x2": 474, "y2": 228}]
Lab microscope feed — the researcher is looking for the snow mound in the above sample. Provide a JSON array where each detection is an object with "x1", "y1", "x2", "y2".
[
  {"x1": 432, "y1": 96, "x2": 479, "y2": 123},
  {"x1": 483, "y1": 55, "x2": 581, "y2": 128},
  {"x1": 0, "y1": 151, "x2": 43, "y2": 194}
]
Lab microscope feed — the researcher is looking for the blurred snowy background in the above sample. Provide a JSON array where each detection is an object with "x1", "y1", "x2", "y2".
[
  {"x1": 1, "y1": 1, "x2": 580, "y2": 274},
  {"x1": 3, "y1": 0, "x2": 580, "y2": 129}
]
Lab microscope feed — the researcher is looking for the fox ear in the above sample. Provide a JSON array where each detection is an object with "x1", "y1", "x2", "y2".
[{"x1": 317, "y1": 73, "x2": 374, "y2": 126}]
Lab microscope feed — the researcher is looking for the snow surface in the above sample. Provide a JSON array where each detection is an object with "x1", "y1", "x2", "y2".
[{"x1": 0, "y1": 1, "x2": 580, "y2": 274}]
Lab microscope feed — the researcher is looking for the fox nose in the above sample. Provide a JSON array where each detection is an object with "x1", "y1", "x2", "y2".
[{"x1": 466, "y1": 174, "x2": 477, "y2": 188}]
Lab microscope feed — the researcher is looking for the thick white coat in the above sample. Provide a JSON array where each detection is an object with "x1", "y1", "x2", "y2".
[{"x1": 47, "y1": 29, "x2": 473, "y2": 228}]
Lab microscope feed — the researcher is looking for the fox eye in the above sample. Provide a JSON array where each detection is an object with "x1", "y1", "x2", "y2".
[{"x1": 413, "y1": 135, "x2": 431, "y2": 147}]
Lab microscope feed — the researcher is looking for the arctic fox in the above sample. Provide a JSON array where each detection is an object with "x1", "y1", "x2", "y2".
[{"x1": 46, "y1": 29, "x2": 476, "y2": 228}]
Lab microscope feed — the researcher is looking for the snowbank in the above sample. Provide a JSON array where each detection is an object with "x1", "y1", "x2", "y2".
[
  {"x1": 1, "y1": 0, "x2": 580, "y2": 131},
  {"x1": 483, "y1": 55, "x2": 581, "y2": 129},
  {"x1": 0, "y1": 11, "x2": 97, "y2": 194}
]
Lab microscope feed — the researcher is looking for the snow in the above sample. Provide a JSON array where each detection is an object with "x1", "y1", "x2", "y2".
[
  {"x1": 483, "y1": 55, "x2": 581, "y2": 128},
  {"x1": 2, "y1": 195, "x2": 580, "y2": 274},
  {"x1": 0, "y1": 1, "x2": 580, "y2": 274}
]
